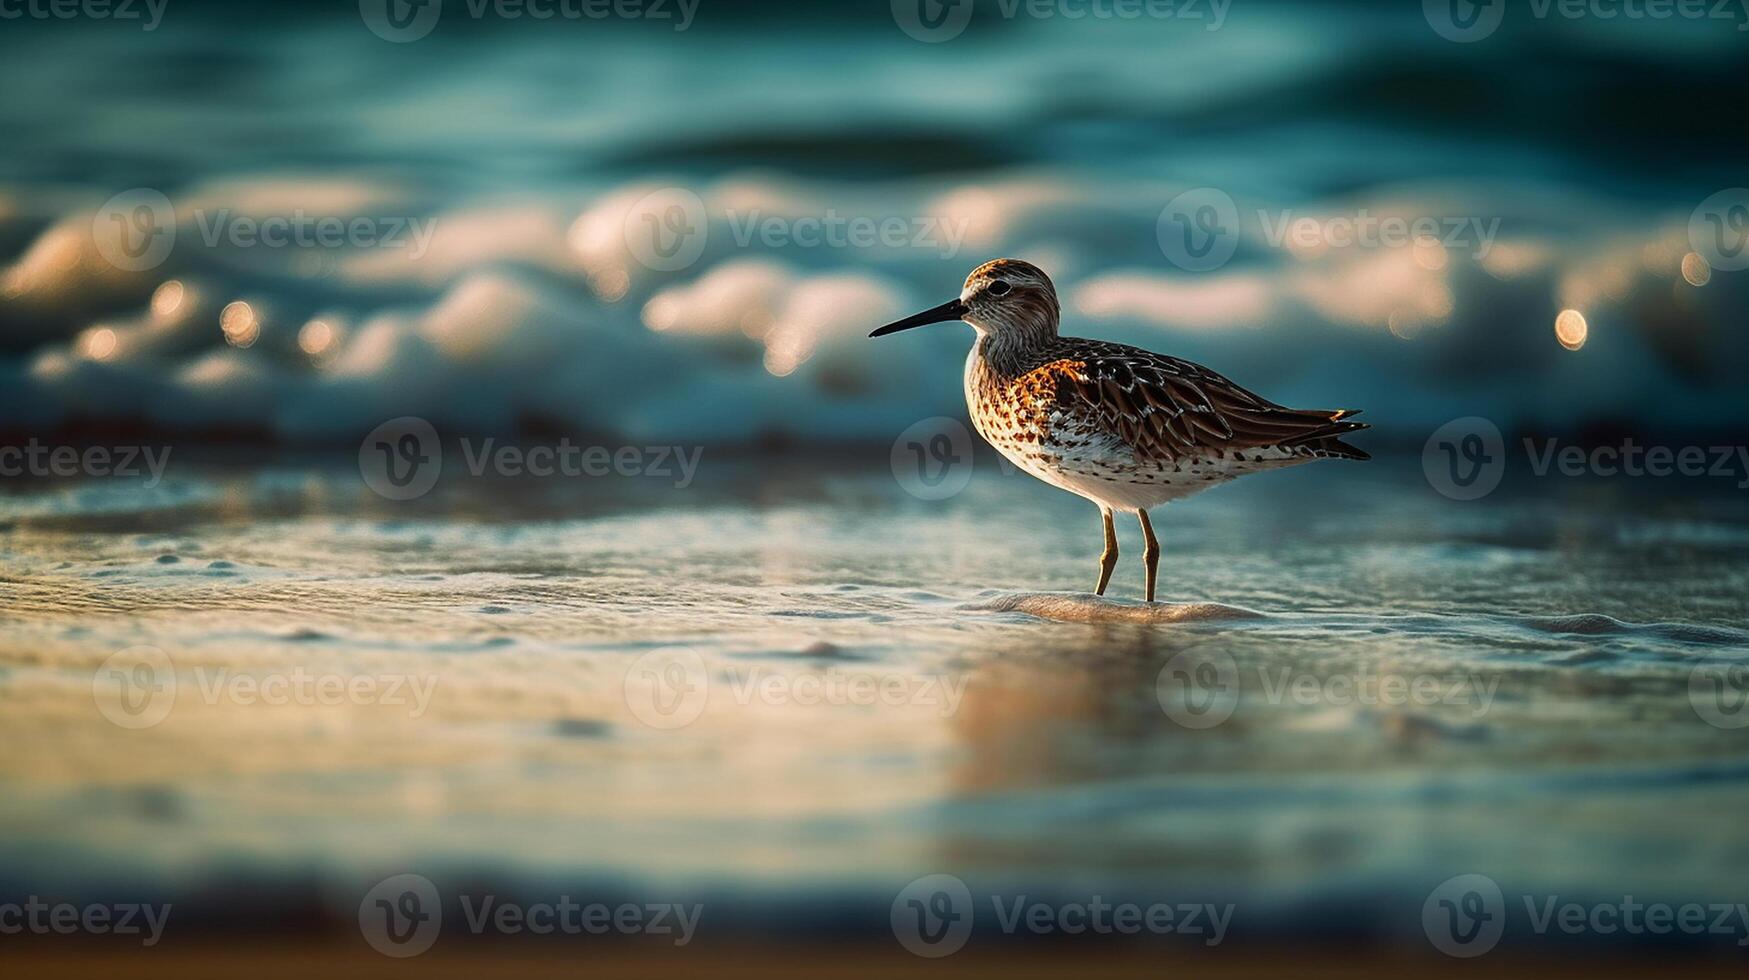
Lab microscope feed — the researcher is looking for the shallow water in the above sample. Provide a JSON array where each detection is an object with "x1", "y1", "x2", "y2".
[{"x1": 3, "y1": 453, "x2": 1747, "y2": 945}]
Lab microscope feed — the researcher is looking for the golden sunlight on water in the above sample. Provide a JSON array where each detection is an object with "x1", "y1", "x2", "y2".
[{"x1": 1555, "y1": 308, "x2": 1588, "y2": 351}]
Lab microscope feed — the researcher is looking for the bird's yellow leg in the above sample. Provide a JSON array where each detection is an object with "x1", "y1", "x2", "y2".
[
  {"x1": 1095, "y1": 507, "x2": 1118, "y2": 596},
  {"x1": 1138, "y1": 509, "x2": 1160, "y2": 603}
]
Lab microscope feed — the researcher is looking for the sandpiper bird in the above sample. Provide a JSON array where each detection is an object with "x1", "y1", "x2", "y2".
[{"x1": 871, "y1": 258, "x2": 1367, "y2": 602}]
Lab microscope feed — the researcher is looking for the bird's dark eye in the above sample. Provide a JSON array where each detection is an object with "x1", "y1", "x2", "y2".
[{"x1": 987, "y1": 280, "x2": 1011, "y2": 296}]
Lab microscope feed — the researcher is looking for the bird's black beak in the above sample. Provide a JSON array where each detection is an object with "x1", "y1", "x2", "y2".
[{"x1": 869, "y1": 298, "x2": 968, "y2": 338}]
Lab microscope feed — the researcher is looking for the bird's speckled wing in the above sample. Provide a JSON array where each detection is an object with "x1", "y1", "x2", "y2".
[{"x1": 1044, "y1": 339, "x2": 1369, "y2": 462}]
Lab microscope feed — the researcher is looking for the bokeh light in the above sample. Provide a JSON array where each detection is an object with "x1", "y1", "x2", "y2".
[
  {"x1": 1555, "y1": 308, "x2": 1588, "y2": 351},
  {"x1": 220, "y1": 300, "x2": 260, "y2": 348},
  {"x1": 1680, "y1": 251, "x2": 1712, "y2": 287}
]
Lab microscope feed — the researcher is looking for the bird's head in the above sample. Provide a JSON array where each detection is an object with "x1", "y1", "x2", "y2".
[{"x1": 870, "y1": 258, "x2": 1060, "y2": 342}]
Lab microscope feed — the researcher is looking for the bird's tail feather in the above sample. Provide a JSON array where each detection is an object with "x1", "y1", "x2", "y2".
[{"x1": 1278, "y1": 410, "x2": 1370, "y2": 461}]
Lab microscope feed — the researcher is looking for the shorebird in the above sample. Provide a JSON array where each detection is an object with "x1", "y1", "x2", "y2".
[{"x1": 871, "y1": 258, "x2": 1367, "y2": 602}]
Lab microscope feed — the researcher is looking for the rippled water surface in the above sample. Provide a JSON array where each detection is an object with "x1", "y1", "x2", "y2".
[{"x1": 3, "y1": 455, "x2": 1747, "y2": 940}]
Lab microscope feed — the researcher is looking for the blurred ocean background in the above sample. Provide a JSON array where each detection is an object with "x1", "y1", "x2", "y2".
[
  {"x1": 2, "y1": 0, "x2": 1747, "y2": 445},
  {"x1": 4, "y1": 0, "x2": 1749, "y2": 968}
]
